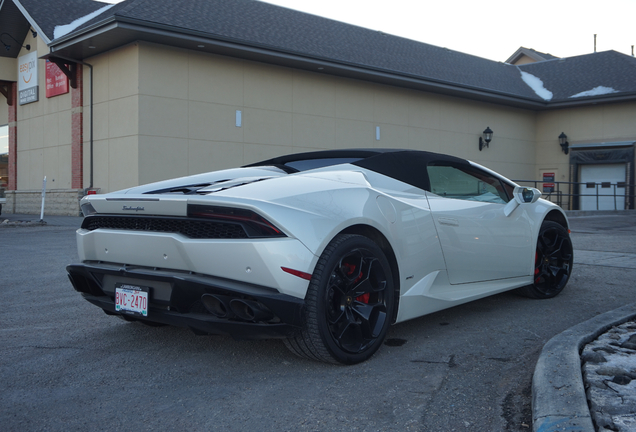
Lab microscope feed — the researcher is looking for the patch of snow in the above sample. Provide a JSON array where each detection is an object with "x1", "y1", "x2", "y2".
[
  {"x1": 570, "y1": 86, "x2": 619, "y2": 98},
  {"x1": 53, "y1": 4, "x2": 115, "y2": 40},
  {"x1": 520, "y1": 71, "x2": 553, "y2": 101}
]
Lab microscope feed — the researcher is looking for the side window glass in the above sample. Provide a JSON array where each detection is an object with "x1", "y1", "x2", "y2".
[{"x1": 428, "y1": 164, "x2": 509, "y2": 204}]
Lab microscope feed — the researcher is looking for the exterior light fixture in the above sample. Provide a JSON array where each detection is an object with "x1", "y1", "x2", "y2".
[
  {"x1": 0, "y1": 33, "x2": 30, "y2": 51},
  {"x1": 30, "y1": 29, "x2": 37, "y2": 38},
  {"x1": 479, "y1": 126, "x2": 493, "y2": 151},
  {"x1": 558, "y1": 132, "x2": 569, "y2": 155}
]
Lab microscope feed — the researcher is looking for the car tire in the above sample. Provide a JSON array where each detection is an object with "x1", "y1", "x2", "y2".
[
  {"x1": 518, "y1": 221, "x2": 573, "y2": 299},
  {"x1": 284, "y1": 234, "x2": 395, "y2": 365}
]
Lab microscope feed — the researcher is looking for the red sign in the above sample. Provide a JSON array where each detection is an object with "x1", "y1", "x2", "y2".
[
  {"x1": 45, "y1": 60, "x2": 69, "y2": 98},
  {"x1": 543, "y1": 183, "x2": 555, "y2": 193},
  {"x1": 542, "y1": 172, "x2": 555, "y2": 182}
]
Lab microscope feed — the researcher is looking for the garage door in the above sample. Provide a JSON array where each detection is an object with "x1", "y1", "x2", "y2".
[{"x1": 579, "y1": 164, "x2": 626, "y2": 210}]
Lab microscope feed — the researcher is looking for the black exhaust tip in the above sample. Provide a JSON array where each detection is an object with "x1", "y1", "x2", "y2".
[
  {"x1": 229, "y1": 299, "x2": 274, "y2": 322},
  {"x1": 201, "y1": 294, "x2": 233, "y2": 318}
]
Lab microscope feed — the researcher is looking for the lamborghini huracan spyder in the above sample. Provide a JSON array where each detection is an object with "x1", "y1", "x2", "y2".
[{"x1": 67, "y1": 149, "x2": 573, "y2": 364}]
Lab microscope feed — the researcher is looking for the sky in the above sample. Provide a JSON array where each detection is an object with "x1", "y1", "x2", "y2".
[
  {"x1": 258, "y1": 0, "x2": 636, "y2": 62},
  {"x1": 97, "y1": 0, "x2": 636, "y2": 62}
]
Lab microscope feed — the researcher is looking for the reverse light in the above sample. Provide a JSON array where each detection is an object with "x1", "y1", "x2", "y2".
[{"x1": 187, "y1": 204, "x2": 286, "y2": 238}]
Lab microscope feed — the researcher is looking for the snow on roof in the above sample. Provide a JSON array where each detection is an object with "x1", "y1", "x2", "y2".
[
  {"x1": 570, "y1": 86, "x2": 619, "y2": 98},
  {"x1": 520, "y1": 71, "x2": 553, "y2": 101},
  {"x1": 53, "y1": 4, "x2": 114, "y2": 40}
]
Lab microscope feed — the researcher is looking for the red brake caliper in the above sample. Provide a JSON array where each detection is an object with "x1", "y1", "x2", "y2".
[
  {"x1": 356, "y1": 293, "x2": 370, "y2": 304},
  {"x1": 344, "y1": 263, "x2": 369, "y2": 304},
  {"x1": 534, "y1": 251, "x2": 540, "y2": 283}
]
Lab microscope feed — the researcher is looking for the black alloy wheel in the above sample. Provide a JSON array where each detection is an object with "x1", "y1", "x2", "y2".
[
  {"x1": 519, "y1": 221, "x2": 573, "y2": 299},
  {"x1": 284, "y1": 234, "x2": 395, "y2": 364}
]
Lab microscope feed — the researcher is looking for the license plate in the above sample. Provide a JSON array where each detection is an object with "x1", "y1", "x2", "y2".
[{"x1": 115, "y1": 283, "x2": 149, "y2": 316}]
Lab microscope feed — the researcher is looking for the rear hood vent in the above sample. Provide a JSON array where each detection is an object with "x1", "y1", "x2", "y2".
[{"x1": 145, "y1": 176, "x2": 276, "y2": 195}]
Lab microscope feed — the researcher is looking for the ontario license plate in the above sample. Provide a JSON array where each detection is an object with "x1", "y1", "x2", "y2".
[{"x1": 115, "y1": 283, "x2": 149, "y2": 316}]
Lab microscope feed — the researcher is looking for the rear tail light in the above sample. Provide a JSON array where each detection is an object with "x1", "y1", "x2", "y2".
[{"x1": 187, "y1": 204, "x2": 286, "y2": 238}]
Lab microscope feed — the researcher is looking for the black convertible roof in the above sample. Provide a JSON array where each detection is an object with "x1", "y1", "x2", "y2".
[{"x1": 247, "y1": 148, "x2": 470, "y2": 192}]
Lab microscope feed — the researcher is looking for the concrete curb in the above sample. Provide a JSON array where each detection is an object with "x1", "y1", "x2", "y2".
[
  {"x1": 0, "y1": 219, "x2": 47, "y2": 227},
  {"x1": 565, "y1": 210, "x2": 636, "y2": 217},
  {"x1": 532, "y1": 302, "x2": 636, "y2": 432}
]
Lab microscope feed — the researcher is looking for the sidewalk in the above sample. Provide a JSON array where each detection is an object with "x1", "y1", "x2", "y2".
[
  {"x1": 1, "y1": 213, "x2": 83, "y2": 228},
  {"x1": 532, "y1": 304, "x2": 636, "y2": 432}
]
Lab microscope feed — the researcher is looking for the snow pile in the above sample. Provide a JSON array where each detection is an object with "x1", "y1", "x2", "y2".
[
  {"x1": 570, "y1": 86, "x2": 619, "y2": 98},
  {"x1": 520, "y1": 71, "x2": 553, "y2": 101},
  {"x1": 53, "y1": 4, "x2": 115, "y2": 39}
]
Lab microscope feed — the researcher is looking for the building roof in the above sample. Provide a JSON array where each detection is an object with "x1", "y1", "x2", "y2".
[
  {"x1": 3, "y1": 0, "x2": 636, "y2": 110},
  {"x1": 0, "y1": 0, "x2": 110, "y2": 47},
  {"x1": 506, "y1": 47, "x2": 560, "y2": 65},
  {"x1": 519, "y1": 51, "x2": 636, "y2": 105}
]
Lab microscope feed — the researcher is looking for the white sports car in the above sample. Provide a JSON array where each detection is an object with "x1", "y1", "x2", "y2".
[{"x1": 67, "y1": 149, "x2": 573, "y2": 364}]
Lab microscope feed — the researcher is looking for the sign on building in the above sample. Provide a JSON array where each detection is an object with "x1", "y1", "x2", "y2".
[
  {"x1": 18, "y1": 51, "x2": 39, "y2": 105},
  {"x1": 45, "y1": 60, "x2": 69, "y2": 98},
  {"x1": 542, "y1": 172, "x2": 555, "y2": 193}
]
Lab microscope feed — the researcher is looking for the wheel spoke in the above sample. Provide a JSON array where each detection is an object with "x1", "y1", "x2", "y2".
[
  {"x1": 534, "y1": 226, "x2": 573, "y2": 295},
  {"x1": 326, "y1": 280, "x2": 347, "y2": 324},
  {"x1": 326, "y1": 248, "x2": 391, "y2": 354},
  {"x1": 352, "y1": 302, "x2": 387, "y2": 338}
]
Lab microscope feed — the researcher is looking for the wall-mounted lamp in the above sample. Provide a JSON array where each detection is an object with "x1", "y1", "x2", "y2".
[
  {"x1": 30, "y1": 29, "x2": 37, "y2": 38},
  {"x1": 479, "y1": 126, "x2": 493, "y2": 151},
  {"x1": 558, "y1": 132, "x2": 569, "y2": 155},
  {"x1": 0, "y1": 33, "x2": 30, "y2": 51}
]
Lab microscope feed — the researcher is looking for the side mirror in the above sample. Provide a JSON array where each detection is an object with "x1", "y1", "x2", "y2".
[
  {"x1": 516, "y1": 187, "x2": 542, "y2": 204},
  {"x1": 504, "y1": 187, "x2": 542, "y2": 216}
]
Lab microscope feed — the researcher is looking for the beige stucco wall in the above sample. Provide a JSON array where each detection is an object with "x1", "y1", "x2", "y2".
[
  {"x1": 15, "y1": 35, "x2": 73, "y2": 192},
  {"x1": 0, "y1": 57, "x2": 17, "y2": 82},
  {"x1": 83, "y1": 43, "x2": 140, "y2": 193},
  {"x1": 536, "y1": 101, "x2": 636, "y2": 182},
  {"x1": 533, "y1": 101, "x2": 636, "y2": 209},
  {"x1": 511, "y1": 54, "x2": 537, "y2": 66},
  {"x1": 131, "y1": 41, "x2": 537, "y2": 189}
]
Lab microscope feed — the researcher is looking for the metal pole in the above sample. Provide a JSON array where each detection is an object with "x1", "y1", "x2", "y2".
[
  {"x1": 40, "y1": 176, "x2": 46, "y2": 221},
  {"x1": 596, "y1": 184, "x2": 599, "y2": 210},
  {"x1": 614, "y1": 184, "x2": 617, "y2": 210}
]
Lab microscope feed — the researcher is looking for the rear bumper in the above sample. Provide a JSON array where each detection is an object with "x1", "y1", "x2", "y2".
[{"x1": 67, "y1": 261, "x2": 305, "y2": 339}]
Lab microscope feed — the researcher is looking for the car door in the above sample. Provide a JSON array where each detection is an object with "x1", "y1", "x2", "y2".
[{"x1": 425, "y1": 162, "x2": 533, "y2": 285}]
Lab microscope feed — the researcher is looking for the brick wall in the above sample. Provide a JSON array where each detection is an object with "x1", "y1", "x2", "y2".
[
  {"x1": 3, "y1": 189, "x2": 83, "y2": 216},
  {"x1": 71, "y1": 67, "x2": 83, "y2": 189}
]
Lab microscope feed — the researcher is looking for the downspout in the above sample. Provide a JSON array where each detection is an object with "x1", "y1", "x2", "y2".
[{"x1": 46, "y1": 54, "x2": 94, "y2": 189}]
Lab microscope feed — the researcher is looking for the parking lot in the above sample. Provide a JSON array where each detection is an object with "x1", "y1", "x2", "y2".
[{"x1": 1, "y1": 212, "x2": 635, "y2": 431}]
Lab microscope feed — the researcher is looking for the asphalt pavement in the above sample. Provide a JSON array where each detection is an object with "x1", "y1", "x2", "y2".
[{"x1": 2, "y1": 210, "x2": 636, "y2": 432}]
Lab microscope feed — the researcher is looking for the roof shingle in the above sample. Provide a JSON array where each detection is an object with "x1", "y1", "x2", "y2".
[{"x1": 7, "y1": 0, "x2": 636, "y2": 107}]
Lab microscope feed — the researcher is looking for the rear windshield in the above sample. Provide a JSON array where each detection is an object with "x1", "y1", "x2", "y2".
[{"x1": 284, "y1": 157, "x2": 363, "y2": 172}]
